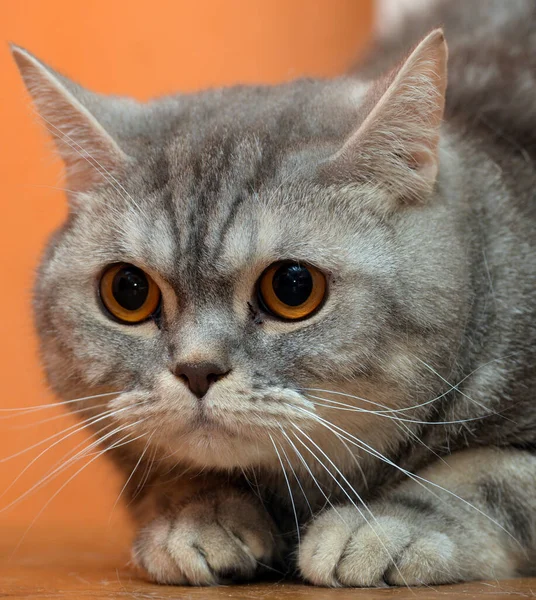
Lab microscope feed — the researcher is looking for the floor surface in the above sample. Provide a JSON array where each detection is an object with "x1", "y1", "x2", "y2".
[{"x1": 1, "y1": 525, "x2": 535, "y2": 599}]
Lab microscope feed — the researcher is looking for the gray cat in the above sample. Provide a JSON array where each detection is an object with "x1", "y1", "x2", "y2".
[{"x1": 11, "y1": 0, "x2": 536, "y2": 587}]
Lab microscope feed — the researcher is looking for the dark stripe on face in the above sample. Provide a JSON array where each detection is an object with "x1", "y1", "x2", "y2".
[
  {"x1": 211, "y1": 192, "x2": 248, "y2": 261},
  {"x1": 185, "y1": 135, "x2": 236, "y2": 273},
  {"x1": 145, "y1": 153, "x2": 171, "y2": 193},
  {"x1": 209, "y1": 136, "x2": 282, "y2": 261},
  {"x1": 161, "y1": 189, "x2": 182, "y2": 271}
]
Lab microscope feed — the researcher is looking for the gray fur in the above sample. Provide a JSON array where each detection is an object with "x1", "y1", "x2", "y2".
[{"x1": 11, "y1": 0, "x2": 536, "y2": 587}]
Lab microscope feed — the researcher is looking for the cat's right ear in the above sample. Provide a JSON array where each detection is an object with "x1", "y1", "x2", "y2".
[
  {"x1": 11, "y1": 45, "x2": 129, "y2": 194},
  {"x1": 320, "y1": 29, "x2": 448, "y2": 210}
]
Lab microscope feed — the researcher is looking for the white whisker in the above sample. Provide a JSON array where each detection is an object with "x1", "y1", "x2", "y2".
[
  {"x1": 276, "y1": 432, "x2": 314, "y2": 518},
  {"x1": 11, "y1": 428, "x2": 147, "y2": 558},
  {"x1": 294, "y1": 406, "x2": 522, "y2": 550},
  {"x1": 0, "y1": 418, "x2": 145, "y2": 513},
  {"x1": 38, "y1": 115, "x2": 145, "y2": 216},
  {"x1": 415, "y1": 357, "x2": 509, "y2": 419},
  {"x1": 0, "y1": 402, "x2": 142, "y2": 465},
  {"x1": 0, "y1": 390, "x2": 123, "y2": 416},
  {"x1": 0, "y1": 420, "x2": 115, "y2": 504},
  {"x1": 128, "y1": 439, "x2": 158, "y2": 506},
  {"x1": 269, "y1": 434, "x2": 301, "y2": 546},
  {"x1": 110, "y1": 430, "x2": 155, "y2": 521},
  {"x1": 301, "y1": 354, "x2": 516, "y2": 416},
  {"x1": 292, "y1": 425, "x2": 409, "y2": 588},
  {"x1": 278, "y1": 427, "x2": 347, "y2": 526},
  {"x1": 306, "y1": 394, "x2": 494, "y2": 425},
  {"x1": 12, "y1": 403, "x2": 109, "y2": 429}
]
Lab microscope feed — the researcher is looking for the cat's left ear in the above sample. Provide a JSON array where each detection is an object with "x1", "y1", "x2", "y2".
[
  {"x1": 322, "y1": 29, "x2": 448, "y2": 207},
  {"x1": 11, "y1": 45, "x2": 130, "y2": 194}
]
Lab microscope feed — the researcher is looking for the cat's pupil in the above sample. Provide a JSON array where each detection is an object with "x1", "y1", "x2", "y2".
[
  {"x1": 272, "y1": 264, "x2": 313, "y2": 306},
  {"x1": 112, "y1": 266, "x2": 149, "y2": 311}
]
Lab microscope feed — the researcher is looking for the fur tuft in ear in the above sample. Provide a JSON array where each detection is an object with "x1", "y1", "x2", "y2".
[
  {"x1": 322, "y1": 29, "x2": 448, "y2": 207},
  {"x1": 11, "y1": 45, "x2": 128, "y2": 193}
]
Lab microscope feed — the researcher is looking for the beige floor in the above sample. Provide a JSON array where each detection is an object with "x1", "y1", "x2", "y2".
[{"x1": 1, "y1": 525, "x2": 535, "y2": 599}]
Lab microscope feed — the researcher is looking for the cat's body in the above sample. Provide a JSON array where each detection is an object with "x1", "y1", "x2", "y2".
[{"x1": 12, "y1": 0, "x2": 536, "y2": 587}]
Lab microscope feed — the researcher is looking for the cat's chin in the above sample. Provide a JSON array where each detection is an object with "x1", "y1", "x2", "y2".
[{"x1": 168, "y1": 426, "x2": 276, "y2": 470}]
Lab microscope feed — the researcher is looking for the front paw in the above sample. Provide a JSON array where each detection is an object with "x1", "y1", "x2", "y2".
[
  {"x1": 133, "y1": 490, "x2": 281, "y2": 585},
  {"x1": 299, "y1": 500, "x2": 512, "y2": 587}
]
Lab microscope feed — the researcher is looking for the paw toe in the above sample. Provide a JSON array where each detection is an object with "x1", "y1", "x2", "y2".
[{"x1": 385, "y1": 531, "x2": 456, "y2": 586}]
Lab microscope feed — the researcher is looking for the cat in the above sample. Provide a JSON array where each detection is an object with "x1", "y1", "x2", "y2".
[{"x1": 11, "y1": 0, "x2": 536, "y2": 587}]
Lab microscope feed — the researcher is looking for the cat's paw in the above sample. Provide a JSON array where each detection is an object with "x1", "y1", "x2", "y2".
[
  {"x1": 133, "y1": 490, "x2": 281, "y2": 585},
  {"x1": 299, "y1": 500, "x2": 508, "y2": 587}
]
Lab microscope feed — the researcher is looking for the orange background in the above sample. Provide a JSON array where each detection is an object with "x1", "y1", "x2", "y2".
[{"x1": 0, "y1": 0, "x2": 373, "y2": 551}]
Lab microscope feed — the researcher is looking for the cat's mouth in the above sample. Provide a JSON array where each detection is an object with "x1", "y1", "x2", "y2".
[
  {"x1": 190, "y1": 409, "x2": 240, "y2": 438},
  {"x1": 186, "y1": 403, "x2": 289, "y2": 443}
]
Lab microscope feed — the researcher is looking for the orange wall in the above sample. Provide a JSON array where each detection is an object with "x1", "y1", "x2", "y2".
[{"x1": 0, "y1": 0, "x2": 373, "y2": 545}]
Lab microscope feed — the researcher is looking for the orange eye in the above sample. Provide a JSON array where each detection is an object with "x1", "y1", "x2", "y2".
[
  {"x1": 258, "y1": 262, "x2": 326, "y2": 321},
  {"x1": 100, "y1": 264, "x2": 161, "y2": 324}
]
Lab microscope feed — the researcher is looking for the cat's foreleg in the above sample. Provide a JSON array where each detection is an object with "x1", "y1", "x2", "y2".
[
  {"x1": 299, "y1": 447, "x2": 536, "y2": 586},
  {"x1": 129, "y1": 475, "x2": 283, "y2": 585}
]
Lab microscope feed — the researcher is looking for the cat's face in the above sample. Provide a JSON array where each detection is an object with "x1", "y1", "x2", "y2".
[{"x1": 17, "y1": 32, "x2": 467, "y2": 472}]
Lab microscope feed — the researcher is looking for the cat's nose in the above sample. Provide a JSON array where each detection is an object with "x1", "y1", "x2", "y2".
[{"x1": 173, "y1": 361, "x2": 230, "y2": 399}]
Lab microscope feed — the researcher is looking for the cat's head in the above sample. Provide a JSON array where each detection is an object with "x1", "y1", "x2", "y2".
[{"x1": 13, "y1": 31, "x2": 470, "y2": 471}]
